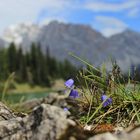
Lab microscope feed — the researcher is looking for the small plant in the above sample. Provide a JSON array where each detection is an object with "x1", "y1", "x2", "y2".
[
  {"x1": 1, "y1": 72, "x2": 15, "y2": 102},
  {"x1": 64, "y1": 78, "x2": 79, "y2": 98},
  {"x1": 64, "y1": 53, "x2": 140, "y2": 131}
]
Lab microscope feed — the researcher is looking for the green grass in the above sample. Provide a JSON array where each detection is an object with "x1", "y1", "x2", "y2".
[
  {"x1": 70, "y1": 53, "x2": 140, "y2": 128},
  {"x1": 9, "y1": 83, "x2": 49, "y2": 94},
  {"x1": 1, "y1": 92, "x2": 50, "y2": 104},
  {"x1": 0, "y1": 75, "x2": 64, "y2": 112},
  {"x1": 0, "y1": 80, "x2": 55, "y2": 105},
  {"x1": 8, "y1": 79, "x2": 65, "y2": 94}
]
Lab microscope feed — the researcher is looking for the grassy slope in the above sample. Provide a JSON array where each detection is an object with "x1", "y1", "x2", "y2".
[{"x1": 8, "y1": 79, "x2": 65, "y2": 94}]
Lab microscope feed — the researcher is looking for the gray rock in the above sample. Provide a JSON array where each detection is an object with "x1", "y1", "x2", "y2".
[
  {"x1": 0, "y1": 102, "x2": 16, "y2": 120},
  {"x1": 0, "y1": 118, "x2": 24, "y2": 139},
  {"x1": 20, "y1": 93, "x2": 68, "y2": 111},
  {"x1": 1, "y1": 100, "x2": 140, "y2": 140},
  {"x1": 88, "y1": 126, "x2": 140, "y2": 140},
  {"x1": 28, "y1": 104, "x2": 74, "y2": 140},
  {"x1": 20, "y1": 93, "x2": 81, "y2": 119},
  {"x1": 0, "y1": 103, "x2": 76, "y2": 140},
  {"x1": 88, "y1": 133, "x2": 118, "y2": 140},
  {"x1": 128, "y1": 127, "x2": 140, "y2": 140}
]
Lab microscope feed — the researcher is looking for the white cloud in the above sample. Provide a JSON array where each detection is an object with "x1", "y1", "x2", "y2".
[
  {"x1": 95, "y1": 16, "x2": 127, "y2": 27},
  {"x1": 128, "y1": 8, "x2": 140, "y2": 17},
  {"x1": 85, "y1": 0, "x2": 140, "y2": 12},
  {"x1": 0, "y1": 0, "x2": 72, "y2": 33},
  {"x1": 93, "y1": 16, "x2": 127, "y2": 37},
  {"x1": 0, "y1": 0, "x2": 138, "y2": 36}
]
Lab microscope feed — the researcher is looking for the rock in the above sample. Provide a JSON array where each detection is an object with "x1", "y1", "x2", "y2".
[
  {"x1": 0, "y1": 103, "x2": 79, "y2": 140},
  {"x1": 88, "y1": 133, "x2": 118, "y2": 140},
  {"x1": 20, "y1": 98, "x2": 43, "y2": 111},
  {"x1": 88, "y1": 126, "x2": 140, "y2": 140},
  {"x1": 0, "y1": 102, "x2": 16, "y2": 120},
  {"x1": 20, "y1": 93, "x2": 81, "y2": 119},
  {"x1": 1, "y1": 100, "x2": 140, "y2": 140},
  {"x1": 0, "y1": 102, "x2": 24, "y2": 139},
  {"x1": 0, "y1": 117, "x2": 24, "y2": 139},
  {"x1": 27, "y1": 104, "x2": 75, "y2": 140},
  {"x1": 128, "y1": 126, "x2": 140, "y2": 140},
  {"x1": 20, "y1": 93, "x2": 68, "y2": 111}
]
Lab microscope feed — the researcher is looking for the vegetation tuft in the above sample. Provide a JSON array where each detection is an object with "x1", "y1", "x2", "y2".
[{"x1": 65, "y1": 54, "x2": 140, "y2": 131}]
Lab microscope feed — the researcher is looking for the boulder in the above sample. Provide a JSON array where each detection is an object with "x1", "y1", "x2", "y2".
[
  {"x1": 0, "y1": 103, "x2": 76, "y2": 140},
  {"x1": 20, "y1": 93, "x2": 68, "y2": 111},
  {"x1": 0, "y1": 96, "x2": 140, "y2": 140},
  {"x1": 0, "y1": 102, "x2": 16, "y2": 120}
]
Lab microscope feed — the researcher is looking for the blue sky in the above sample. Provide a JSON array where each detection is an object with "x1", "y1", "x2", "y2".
[{"x1": 0, "y1": 0, "x2": 140, "y2": 37}]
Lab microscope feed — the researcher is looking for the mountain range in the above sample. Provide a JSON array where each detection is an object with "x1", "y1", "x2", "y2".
[{"x1": 1, "y1": 20, "x2": 140, "y2": 71}]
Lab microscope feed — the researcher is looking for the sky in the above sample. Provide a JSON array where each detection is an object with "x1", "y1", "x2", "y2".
[{"x1": 0, "y1": 0, "x2": 140, "y2": 37}]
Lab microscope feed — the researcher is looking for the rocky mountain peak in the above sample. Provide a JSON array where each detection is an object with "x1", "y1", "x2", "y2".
[{"x1": 0, "y1": 21, "x2": 140, "y2": 71}]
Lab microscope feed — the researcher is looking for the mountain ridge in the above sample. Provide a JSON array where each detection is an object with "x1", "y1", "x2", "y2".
[{"x1": 1, "y1": 21, "x2": 140, "y2": 71}]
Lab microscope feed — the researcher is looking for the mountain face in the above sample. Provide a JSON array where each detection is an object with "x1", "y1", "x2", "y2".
[
  {"x1": 106, "y1": 29, "x2": 140, "y2": 70},
  {"x1": 2, "y1": 21, "x2": 140, "y2": 71},
  {"x1": 37, "y1": 21, "x2": 110, "y2": 66}
]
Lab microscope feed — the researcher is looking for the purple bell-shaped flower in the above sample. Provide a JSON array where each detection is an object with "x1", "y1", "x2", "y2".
[
  {"x1": 101, "y1": 94, "x2": 112, "y2": 107},
  {"x1": 63, "y1": 107, "x2": 69, "y2": 111},
  {"x1": 64, "y1": 79, "x2": 74, "y2": 88},
  {"x1": 69, "y1": 89, "x2": 79, "y2": 98}
]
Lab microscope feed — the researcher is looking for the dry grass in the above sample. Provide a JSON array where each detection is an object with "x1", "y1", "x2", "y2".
[{"x1": 8, "y1": 79, "x2": 65, "y2": 94}]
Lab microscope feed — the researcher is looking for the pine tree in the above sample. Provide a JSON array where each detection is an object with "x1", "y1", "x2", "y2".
[
  {"x1": 30, "y1": 43, "x2": 38, "y2": 85},
  {"x1": 37, "y1": 44, "x2": 50, "y2": 86},
  {"x1": 7, "y1": 42, "x2": 17, "y2": 73},
  {"x1": 16, "y1": 47, "x2": 27, "y2": 82},
  {"x1": 0, "y1": 49, "x2": 8, "y2": 80},
  {"x1": 60, "y1": 59, "x2": 77, "y2": 79}
]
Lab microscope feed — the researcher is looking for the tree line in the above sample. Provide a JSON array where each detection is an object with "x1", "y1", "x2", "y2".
[{"x1": 0, "y1": 42, "x2": 78, "y2": 87}]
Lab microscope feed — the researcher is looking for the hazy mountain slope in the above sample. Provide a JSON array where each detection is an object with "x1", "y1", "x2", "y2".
[
  {"x1": 1, "y1": 21, "x2": 140, "y2": 70},
  {"x1": 37, "y1": 21, "x2": 108, "y2": 65},
  {"x1": 106, "y1": 29, "x2": 140, "y2": 70}
]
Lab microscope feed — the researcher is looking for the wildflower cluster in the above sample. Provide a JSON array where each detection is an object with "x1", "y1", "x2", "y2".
[
  {"x1": 64, "y1": 79, "x2": 79, "y2": 98},
  {"x1": 63, "y1": 54, "x2": 140, "y2": 127},
  {"x1": 65, "y1": 79, "x2": 112, "y2": 107}
]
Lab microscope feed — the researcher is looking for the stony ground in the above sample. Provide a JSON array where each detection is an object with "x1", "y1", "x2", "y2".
[{"x1": 0, "y1": 93, "x2": 140, "y2": 140}]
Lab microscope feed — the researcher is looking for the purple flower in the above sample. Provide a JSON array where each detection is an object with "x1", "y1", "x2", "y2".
[
  {"x1": 101, "y1": 95, "x2": 112, "y2": 107},
  {"x1": 69, "y1": 89, "x2": 79, "y2": 98},
  {"x1": 63, "y1": 107, "x2": 69, "y2": 111},
  {"x1": 65, "y1": 79, "x2": 74, "y2": 88}
]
